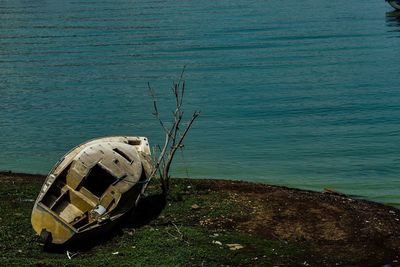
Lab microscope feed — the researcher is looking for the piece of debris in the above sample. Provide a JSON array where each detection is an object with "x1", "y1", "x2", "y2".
[
  {"x1": 31, "y1": 136, "x2": 152, "y2": 245},
  {"x1": 191, "y1": 204, "x2": 200, "y2": 210},
  {"x1": 212, "y1": 240, "x2": 222, "y2": 246},
  {"x1": 66, "y1": 250, "x2": 78, "y2": 260},
  {"x1": 112, "y1": 252, "x2": 119, "y2": 255},
  {"x1": 226, "y1": 243, "x2": 244, "y2": 250},
  {"x1": 323, "y1": 188, "x2": 347, "y2": 197}
]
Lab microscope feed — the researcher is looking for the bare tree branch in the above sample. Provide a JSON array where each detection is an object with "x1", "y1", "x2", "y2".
[
  {"x1": 148, "y1": 69, "x2": 200, "y2": 195},
  {"x1": 162, "y1": 111, "x2": 200, "y2": 182},
  {"x1": 148, "y1": 82, "x2": 171, "y2": 137}
]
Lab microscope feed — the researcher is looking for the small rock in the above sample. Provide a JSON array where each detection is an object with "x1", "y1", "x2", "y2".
[
  {"x1": 17, "y1": 250, "x2": 22, "y2": 253},
  {"x1": 191, "y1": 204, "x2": 200, "y2": 210},
  {"x1": 112, "y1": 252, "x2": 119, "y2": 255},
  {"x1": 212, "y1": 240, "x2": 222, "y2": 246},
  {"x1": 323, "y1": 188, "x2": 347, "y2": 197},
  {"x1": 226, "y1": 243, "x2": 244, "y2": 250}
]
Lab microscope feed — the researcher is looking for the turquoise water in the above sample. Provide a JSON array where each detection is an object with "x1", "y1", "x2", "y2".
[{"x1": 1, "y1": 1, "x2": 400, "y2": 206}]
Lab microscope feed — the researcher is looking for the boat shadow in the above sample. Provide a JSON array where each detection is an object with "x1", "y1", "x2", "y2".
[
  {"x1": 124, "y1": 193, "x2": 167, "y2": 228},
  {"x1": 43, "y1": 193, "x2": 167, "y2": 253}
]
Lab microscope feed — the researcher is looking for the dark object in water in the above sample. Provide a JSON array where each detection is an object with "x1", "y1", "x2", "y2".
[{"x1": 387, "y1": 0, "x2": 400, "y2": 10}]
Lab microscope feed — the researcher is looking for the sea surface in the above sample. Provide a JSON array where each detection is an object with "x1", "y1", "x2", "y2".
[{"x1": 1, "y1": 0, "x2": 400, "y2": 206}]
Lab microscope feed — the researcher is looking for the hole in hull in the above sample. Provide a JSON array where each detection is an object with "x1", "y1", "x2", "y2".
[{"x1": 81, "y1": 164, "x2": 118, "y2": 198}]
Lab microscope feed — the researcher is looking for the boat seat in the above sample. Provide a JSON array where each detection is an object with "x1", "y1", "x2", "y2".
[{"x1": 66, "y1": 162, "x2": 88, "y2": 190}]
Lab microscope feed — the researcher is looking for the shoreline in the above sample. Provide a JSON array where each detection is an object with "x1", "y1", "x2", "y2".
[{"x1": 2, "y1": 170, "x2": 398, "y2": 208}]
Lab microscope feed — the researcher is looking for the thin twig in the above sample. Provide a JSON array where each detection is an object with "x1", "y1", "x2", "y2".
[
  {"x1": 148, "y1": 82, "x2": 170, "y2": 136},
  {"x1": 171, "y1": 222, "x2": 189, "y2": 244}
]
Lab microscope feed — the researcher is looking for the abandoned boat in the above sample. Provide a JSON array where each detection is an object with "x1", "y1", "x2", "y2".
[
  {"x1": 31, "y1": 136, "x2": 153, "y2": 245},
  {"x1": 387, "y1": 0, "x2": 400, "y2": 10}
]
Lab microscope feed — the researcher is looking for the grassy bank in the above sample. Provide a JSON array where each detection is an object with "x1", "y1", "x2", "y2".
[{"x1": 0, "y1": 172, "x2": 399, "y2": 266}]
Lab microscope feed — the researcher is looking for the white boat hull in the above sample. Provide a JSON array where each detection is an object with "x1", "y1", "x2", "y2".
[{"x1": 31, "y1": 136, "x2": 153, "y2": 245}]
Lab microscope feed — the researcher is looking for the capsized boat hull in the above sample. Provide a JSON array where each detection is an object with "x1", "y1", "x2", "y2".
[{"x1": 31, "y1": 136, "x2": 153, "y2": 245}]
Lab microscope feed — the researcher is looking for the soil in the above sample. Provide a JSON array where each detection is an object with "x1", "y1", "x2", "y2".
[
  {"x1": 193, "y1": 179, "x2": 400, "y2": 266},
  {"x1": 1, "y1": 171, "x2": 399, "y2": 266}
]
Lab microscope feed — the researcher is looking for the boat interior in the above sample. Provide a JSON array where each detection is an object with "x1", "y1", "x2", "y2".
[{"x1": 40, "y1": 163, "x2": 119, "y2": 231}]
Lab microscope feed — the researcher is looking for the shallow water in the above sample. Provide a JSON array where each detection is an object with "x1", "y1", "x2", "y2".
[{"x1": 1, "y1": 0, "x2": 400, "y2": 206}]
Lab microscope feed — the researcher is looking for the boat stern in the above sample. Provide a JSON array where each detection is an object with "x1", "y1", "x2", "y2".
[{"x1": 31, "y1": 203, "x2": 76, "y2": 245}]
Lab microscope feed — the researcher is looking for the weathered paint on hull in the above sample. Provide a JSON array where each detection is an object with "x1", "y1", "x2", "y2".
[
  {"x1": 31, "y1": 204, "x2": 75, "y2": 244},
  {"x1": 31, "y1": 136, "x2": 152, "y2": 245}
]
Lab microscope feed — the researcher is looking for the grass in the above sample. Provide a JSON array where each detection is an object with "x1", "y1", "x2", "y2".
[{"x1": 0, "y1": 179, "x2": 310, "y2": 267}]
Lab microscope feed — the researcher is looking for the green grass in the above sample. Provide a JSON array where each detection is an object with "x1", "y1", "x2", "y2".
[{"x1": 0, "y1": 180, "x2": 310, "y2": 267}]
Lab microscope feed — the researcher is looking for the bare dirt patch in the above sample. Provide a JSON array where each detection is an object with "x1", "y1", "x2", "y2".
[{"x1": 192, "y1": 179, "x2": 400, "y2": 266}]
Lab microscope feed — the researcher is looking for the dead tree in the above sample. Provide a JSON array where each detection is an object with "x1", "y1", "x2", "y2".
[{"x1": 148, "y1": 70, "x2": 200, "y2": 196}]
